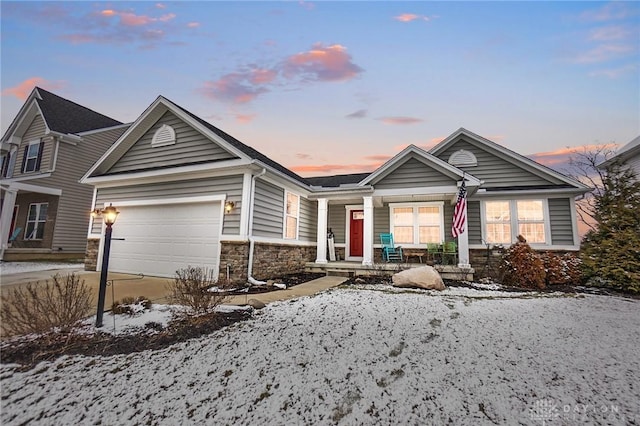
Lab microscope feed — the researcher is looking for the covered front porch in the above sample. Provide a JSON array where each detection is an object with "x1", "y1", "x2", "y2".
[{"x1": 305, "y1": 261, "x2": 474, "y2": 281}]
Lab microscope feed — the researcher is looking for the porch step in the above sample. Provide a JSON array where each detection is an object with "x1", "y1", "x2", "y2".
[{"x1": 326, "y1": 269, "x2": 354, "y2": 278}]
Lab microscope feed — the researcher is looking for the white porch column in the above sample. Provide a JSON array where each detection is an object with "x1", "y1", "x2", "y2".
[
  {"x1": 362, "y1": 196, "x2": 373, "y2": 266},
  {"x1": 457, "y1": 210, "x2": 471, "y2": 268},
  {"x1": 0, "y1": 187, "x2": 18, "y2": 260},
  {"x1": 315, "y1": 198, "x2": 328, "y2": 264}
]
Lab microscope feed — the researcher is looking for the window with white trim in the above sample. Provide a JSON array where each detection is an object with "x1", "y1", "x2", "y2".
[
  {"x1": 22, "y1": 140, "x2": 44, "y2": 173},
  {"x1": 25, "y1": 203, "x2": 48, "y2": 240},
  {"x1": 284, "y1": 192, "x2": 299, "y2": 239},
  {"x1": 483, "y1": 200, "x2": 547, "y2": 244},
  {"x1": 390, "y1": 203, "x2": 444, "y2": 245},
  {"x1": 1, "y1": 150, "x2": 15, "y2": 178}
]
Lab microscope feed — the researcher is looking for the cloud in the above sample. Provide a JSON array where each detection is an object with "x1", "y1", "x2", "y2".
[
  {"x1": 298, "y1": 1, "x2": 315, "y2": 11},
  {"x1": 589, "y1": 64, "x2": 637, "y2": 78},
  {"x1": 187, "y1": 22, "x2": 200, "y2": 28},
  {"x1": 579, "y1": 2, "x2": 633, "y2": 22},
  {"x1": 528, "y1": 144, "x2": 618, "y2": 171},
  {"x1": 394, "y1": 13, "x2": 435, "y2": 23},
  {"x1": 296, "y1": 153, "x2": 311, "y2": 159},
  {"x1": 99, "y1": 9, "x2": 176, "y2": 26},
  {"x1": 345, "y1": 109, "x2": 367, "y2": 119},
  {"x1": 1, "y1": 77, "x2": 65, "y2": 100},
  {"x1": 155, "y1": 3, "x2": 166, "y2": 9},
  {"x1": 201, "y1": 43, "x2": 363, "y2": 105},
  {"x1": 572, "y1": 43, "x2": 635, "y2": 64},
  {"x1": 283, "y1": 44, "x2": 363, "y2": 82},
  {"x1": 200, "y1": 72, "x2": 270, "y2": 104},
  {"x1": 589, "y1": 25, "x2": 632, "y2": 41},
  {"x1": 378, "y1": 116, "x2": 423, "y2": 125},
  {"x1": 235, "y1": 113, "x2": 256, "y2": 124}
]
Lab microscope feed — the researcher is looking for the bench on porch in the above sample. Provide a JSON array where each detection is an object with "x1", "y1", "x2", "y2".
[{"x1": 404, "y1": 251, "x2": 425, "y2": 263}]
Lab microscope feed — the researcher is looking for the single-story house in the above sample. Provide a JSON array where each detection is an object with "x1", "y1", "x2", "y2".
[
  {"x1": 81, "y1": 95, "x2": 590, "y2": 282},
  {"x1": 0, "y1": 87, "x2": 127, "y2": 260}
]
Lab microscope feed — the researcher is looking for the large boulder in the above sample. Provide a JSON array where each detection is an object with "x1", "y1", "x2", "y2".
[{"x1": 392, "y1": 266, "x2": 445, "y2": 291}]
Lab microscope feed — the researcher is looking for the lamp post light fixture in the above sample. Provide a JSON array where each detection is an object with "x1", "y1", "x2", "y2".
[
  {"x1": 93, "y1": 203, "x2": 119, "y2": 328},
  {"x1": 224, "y1": 200, "x2": 235, "y2": 214}
]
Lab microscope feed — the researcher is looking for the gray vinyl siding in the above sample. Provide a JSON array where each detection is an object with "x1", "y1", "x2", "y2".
[
  {"x1": 374, "y1": 205, "x2": 390, "y2": 240},
  {"x1": 298, "y1": 197, "x2": 317, "y2": 242},
  {"x1": 252, "y1": 179, "x2": 284, "y2": 238},
  {"x1": 14, "y1": 115, "x2": 50, "y2": 175},
  {"x1": 467, "y1": 200, "x2": 482, "y2": 245},
  {"x1": 93, "y1": 174, "x2": 243, "y2": 235},
  {"x1": 374, "y1": 156, "x2": 457, "y2": 189},
  {"x1": 106, "y1": 111, "x2": 238, "y2": 174},
  {"x1": 435, "y1": 138, "x2": 561, "y2": 188},
  {"x1": 47, "y1": 127, "x2": 126, "y2": 251},
  {"x1": 328, "y1": 204, "x2": 345, "y2": 244},
  {"x1": 443, "y1": 202, "x2": 455, "y2": 243},
  {"x1": 548, "y1": 198, "x2": 575, "y2": 245}
]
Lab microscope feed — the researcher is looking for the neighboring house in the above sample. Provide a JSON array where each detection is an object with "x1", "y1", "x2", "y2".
[
  {"x1": 0, "y1": 87, "x2": 128, "y2": 260},
  {"x1": 598, "y1": 135, "x2": 640, "y2": 180},
  {"x1": 81, "y1": 95, "x2": 590, "y2": 282}
]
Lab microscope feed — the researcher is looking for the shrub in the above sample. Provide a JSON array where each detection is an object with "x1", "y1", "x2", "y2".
[
  {"x1": 1, "y1": 273, "x2": 94, "y2": 336},
  {"x1": 499, "y1": 236, "x2": 545, "y2": 289},
  {"x1": 167, "y1": 266, "x2": 229, "y2": 315},
  {"x1": 111, "y1": 296, "x2": 152, "y2": 315},
  {"x1": 542, "y1": 252, "x2": 583, "y2": 286}
]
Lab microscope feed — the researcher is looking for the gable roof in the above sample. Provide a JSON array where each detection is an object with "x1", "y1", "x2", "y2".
[
  {"x1": 430, "y1": 128, "x2": 590, "y2": 191},
  {"x1": 83, "y1": 95, "x2": 310, "y2": 186},
  {"x1": 360, "y1": 144, "x2": 482, "y2": 187},
  {"x1": 35, "y1": 88, "x2": 122, "y2": 134},
  {"x1": 172, "y1": 102, "x2": 309, "y2": 185}
]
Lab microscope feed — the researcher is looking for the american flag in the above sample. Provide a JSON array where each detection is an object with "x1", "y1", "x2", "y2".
[{"x1": 452, "y1": 181, "x2": 467, "y2": 238}]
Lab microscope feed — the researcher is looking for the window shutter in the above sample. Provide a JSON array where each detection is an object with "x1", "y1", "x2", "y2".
[
  {"x1": 35, "y1": 140, "x2": 45, "y2": 171},
  {"x1": 21, "y1": 146, "x2": 28, "y2": 172}
]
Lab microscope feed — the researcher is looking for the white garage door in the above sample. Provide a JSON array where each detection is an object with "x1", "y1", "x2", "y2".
[{"x1": 107, "y1": 201, "x2": 221, "y2": 278}]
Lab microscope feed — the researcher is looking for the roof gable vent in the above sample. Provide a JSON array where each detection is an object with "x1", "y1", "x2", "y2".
[
  {"x1": 151, "y1": 124, "x2": 176, "y2": 147},
  {"x1": 448, "y1": 149, "x2": 477, "y2": 167}
]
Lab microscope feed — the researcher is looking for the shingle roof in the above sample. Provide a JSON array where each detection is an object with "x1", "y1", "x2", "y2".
[
  {"x1": 172, "y1": 101, "x2": 310, "y2": 185},
  {"x1": 35, "y1": 87, "x2": 122, "y2": 134},
  {"x1": 306, "y1": 172, "x2": 371, "y2": 187}
]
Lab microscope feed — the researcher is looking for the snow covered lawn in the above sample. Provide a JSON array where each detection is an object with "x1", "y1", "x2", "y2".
[{"x1": 1, "y1": 286, "x2": 639, "y2": 425}]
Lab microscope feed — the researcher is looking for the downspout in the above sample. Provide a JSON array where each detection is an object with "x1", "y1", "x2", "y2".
[{"x1": 247, "y1": 168, "x2": 267, "y2": 284}]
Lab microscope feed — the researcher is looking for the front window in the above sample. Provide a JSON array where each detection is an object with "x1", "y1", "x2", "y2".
[
  {"x1": 484, "y1": 200, "x2": 547, "y2": 244},
  {"x1": 284, "y1": 192, "x2": 299, "y2": 239},
  {"x1": 25, "y1": 203, "x2": 48, "y2": 240},
  {"x1": 485, "y1": 201, "x2": 511, "y2": 244},
  {"x1": 22, "y1": 141, "x2": 43, "y2": 173},
  {"x1": 390, "y1": 203, "x2": 444, "y2": 245}
]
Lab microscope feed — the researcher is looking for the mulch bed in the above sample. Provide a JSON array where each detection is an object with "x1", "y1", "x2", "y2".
[
  {"x1": 1, "y1": 310, "x2": 253, "y2": 370},
  {"x1": 227, "y1": 272, "x2": 325, "y2": 295}
]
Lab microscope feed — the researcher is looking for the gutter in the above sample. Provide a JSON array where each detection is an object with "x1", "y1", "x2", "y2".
[{"x1": 246, "y1": 168, "x2": 267, "y2": 284}]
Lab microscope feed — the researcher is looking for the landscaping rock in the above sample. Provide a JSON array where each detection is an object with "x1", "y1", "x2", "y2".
[
  {"x1": 392, "y1": 266, "x2": 445, "y2": 291},
  {"x1": 247, "y1": 299, "x2": 266, "y2": 309}
]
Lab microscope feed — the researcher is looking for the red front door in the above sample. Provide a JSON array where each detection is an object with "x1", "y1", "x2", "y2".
[{"x1": 350, "y1": 210, "x2": 364, "y2": 257}]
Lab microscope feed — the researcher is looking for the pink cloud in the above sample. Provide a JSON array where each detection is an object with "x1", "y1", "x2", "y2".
[
  {"x1": 1, "y1": 77, "x2": 65, "y2": 100},
  {"x1": 200, "y1": 73, "x2": 270, "y2": 104},
  {"x1": 283, "y1": 44, "x2": 363, "y2": 82},
  {"x1": 394, "y1": 13, "x2": 436, "y2": 23},
  {"x1": 572, "y1": 43, "x2": 634, "y2": 64},
  {"x1": 291, "y1": 163, "x2": 376, "y2": 175},
  {"x1": 580, "y1": 3, "x2": 632, "y2": 22},
  {"x1": 187, "y1": 22, "x2": 200, "y2": 28},
  {"x1": 378, "y1": 116, "x2": 423, "y2": 125},
  {"x1": 200, "y1": 43, "x2": 363, "y2": 105},
  {"x1": 588, "y1": 64, "x2": 637, "y2": 78},
  {"x1": 528, "y1": 143, "x2": 618, "y2": 172},
  {"x1": 235, "y1": 113, "x2": 256, "y2": 124},
  {"x1": 155, "y1": 3, "x2": 166, "y2": 9},
  {"x1": 589, "y1": 25, "x2": 631, "y2": 41}
]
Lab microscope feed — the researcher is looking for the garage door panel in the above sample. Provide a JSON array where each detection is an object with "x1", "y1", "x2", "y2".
[{"x1": 107, "y1": 202, "x2": 220, "y2": 278}]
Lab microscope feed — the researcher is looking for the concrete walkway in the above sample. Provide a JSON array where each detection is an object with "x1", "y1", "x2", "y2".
[{"x1": 0, "y1": 268, "x2": 348, "y2": 309}]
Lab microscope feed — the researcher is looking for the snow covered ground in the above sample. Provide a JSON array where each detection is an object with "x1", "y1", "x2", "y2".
[
  {"x1": 1, "y1": 285, "x2": 639, "y2": 425},
  {"x1": 0, "y1": 261, "x2": 84, "y2": 276}
]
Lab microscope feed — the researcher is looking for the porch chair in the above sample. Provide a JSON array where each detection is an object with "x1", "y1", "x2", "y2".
[
  {"x1": 442, "y1": 241, "x2": 458, "y2": 265},
  {"x1": 8, "y1": 227, "x2": 22, "y2": 246},
  {"x1": 380, "y1": 233, "x2": 403, "y2": 262},
  {"x1": 427, "y1": 243, "x2": 442, "y2": 264}
]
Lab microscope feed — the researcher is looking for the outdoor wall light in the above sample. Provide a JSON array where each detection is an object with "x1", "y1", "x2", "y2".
[
  {"x1": 92, "y1": 203, "x2": 120, "y2": 327},
  {"x1": 224, "y1": 201, "x2": 235, "y2": 214}
]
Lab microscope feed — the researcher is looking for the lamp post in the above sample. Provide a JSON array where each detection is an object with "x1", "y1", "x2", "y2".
[{"x1": 94, "y1": 203, "x2": 119, "y2": 327}]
